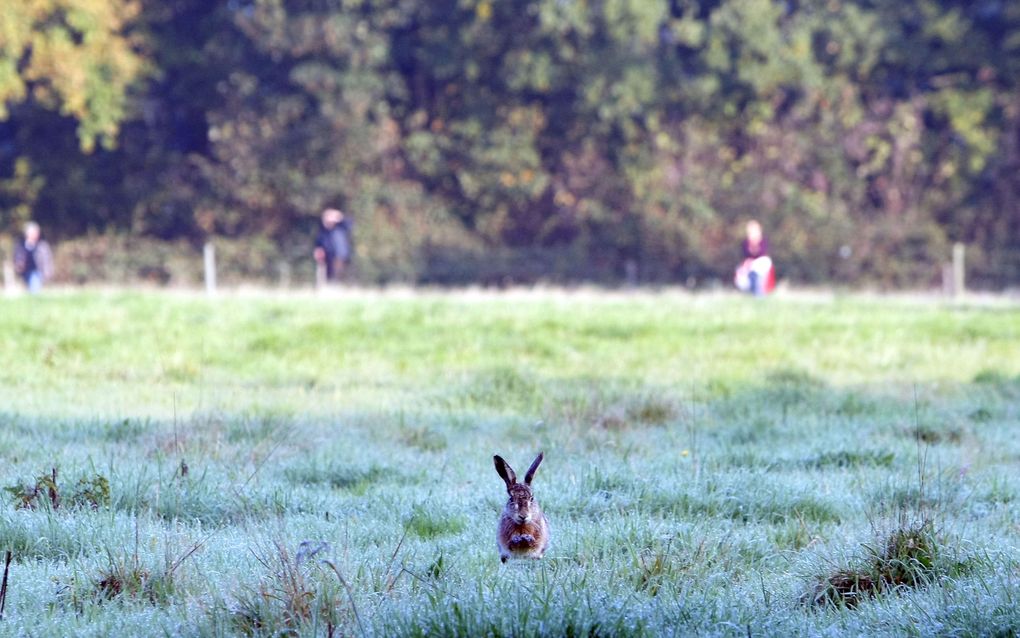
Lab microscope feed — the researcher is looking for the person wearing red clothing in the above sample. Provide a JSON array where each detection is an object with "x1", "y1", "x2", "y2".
[{"x1": 734, "y1": 220, "x2": 774, "y2": 296}]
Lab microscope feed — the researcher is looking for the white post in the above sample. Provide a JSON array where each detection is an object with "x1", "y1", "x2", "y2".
[
  {"x1": 278, "y1": 260, "x2": 291, "y2": 289},
  {"x1": 952, "y1": 242, "x2": 965, "y2": 298},
  {"x1": 315, "y1": 262, "x2": 327, "y2": 290},
  {"x1": 2, "y1": 259, "x2": 15, "y2": 295},
  {"x1": 624, "y1": 259, "x2": 638, "y2": 288},
  {"x1": 203, "y1": 242, "x2": 216, "y2": 296},
  {"x1": 941, "y1": 263, "x2": 954, "y2": 298}
]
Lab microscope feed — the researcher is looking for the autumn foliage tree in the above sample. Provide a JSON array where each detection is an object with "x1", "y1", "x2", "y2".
[
  {"x1": 0, "y1": 0, "x2": 144, "y2": 152},
  {"x1": 0, "y1": 0, "x2": 144, "y2": 239}
]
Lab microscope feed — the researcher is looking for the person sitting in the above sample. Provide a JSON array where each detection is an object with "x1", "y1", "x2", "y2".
[{"x1": 734, "y1": 219, "x2": 774, "y2": 296}]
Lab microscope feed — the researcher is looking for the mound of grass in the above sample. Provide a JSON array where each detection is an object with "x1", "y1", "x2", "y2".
[{"x1": 806, "y1": 522, "x2": 956, "y2": 609}]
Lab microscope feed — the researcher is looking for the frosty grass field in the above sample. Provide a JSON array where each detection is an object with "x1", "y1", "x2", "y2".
[{"x1": 0, "y1": 289, "x2": 1018, "y2": 637}]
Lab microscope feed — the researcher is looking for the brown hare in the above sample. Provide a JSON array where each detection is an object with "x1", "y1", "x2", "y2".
[{"x1": 494, "y1": 453, "x2": 550, "y2": 563}]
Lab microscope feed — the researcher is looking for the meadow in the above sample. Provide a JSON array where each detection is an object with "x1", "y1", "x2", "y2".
[{"x1": 0, "y1": 289, "x2": 1018, "y2": 637}]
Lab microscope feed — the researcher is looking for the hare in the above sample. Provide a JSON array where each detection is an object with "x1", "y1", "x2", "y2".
[{"x1": 494, "y1": 452, "x2": 550, "y2": 563}]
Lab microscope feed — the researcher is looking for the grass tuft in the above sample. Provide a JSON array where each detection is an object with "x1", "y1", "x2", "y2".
[
  {"x1": 807, "y1": 521, "x2": 954, "y2": 609},
  {"x1": 94, "y1": 563, "x2": 159, "y2": 602},
  {"x1": 460, "y1": 366, "x2": 540, "y2": 411},
  {"x1": 285, "y1": 463, "x2": 392, "y2": 493},
  {"x1": 4, "y1": 468, "x2": 110, "y2": 511},
  {"x1": 968, "y1": 406, "x2": 994, "y2": 422},
  {"x1": 623, "y1": 394, "x2": 678, "y2": 425},
  {"x1": 910, "y1": 423, "x2": 964, "y2": 444},
  {"x1": 55, "y1": 549, "x2": 179, "y2": 610},
  {"x1": 806, "y1": 569, "x2": 878, "y2": 609},
  {"x1": 973, "y1": 369, "x2": 1009, "y2": 384},
  {"x1": 633, "y1": 538, "x2": 686, "y2": 596},
  {"x1": 876, "y1": 524, "x2": 939, "y2": 588},
  {"x1": 802, "y1": 450, "x2": 895, "y2": 470},
  {"x1": 229, "y1": 540, "x2": 349, "y2": 636},
  {"x1": 405, "y1": 505, "x2": 466, "y2": 539},
  {"x1": 400, "y1": 425, "x2": 448, "y2": 451}
]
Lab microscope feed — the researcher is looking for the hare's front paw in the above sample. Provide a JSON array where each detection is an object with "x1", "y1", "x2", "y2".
[{"x1": 509, "y1": 534, "x2": 536, "y2": 549}]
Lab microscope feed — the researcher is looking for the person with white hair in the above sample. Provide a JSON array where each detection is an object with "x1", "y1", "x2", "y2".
[
  {"x1": 313, "y1": 207, "x2": 353, "y2": 282},
  {"x1": 734, "y1": 219, "x2": 774, "y2": 296},
  {"x1": 13, "y1": 221, "x2": 54, "y2": 293}
]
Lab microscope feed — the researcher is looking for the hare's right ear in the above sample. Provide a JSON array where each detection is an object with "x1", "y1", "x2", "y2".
[
  {"x1": 493, "y1": 455, "x2": 516, "y2": 488},
  {"x1": 523, "y1": 452, "x2": 544, "y2": 485}
]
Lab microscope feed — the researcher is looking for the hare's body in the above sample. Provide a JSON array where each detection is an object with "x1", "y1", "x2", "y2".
[
  {"x1": 494, "y1": 453, "x2": 550, "y2": 563},
  {"x1": 497, "y1": 502, "x2": 549, "y2": 561}
]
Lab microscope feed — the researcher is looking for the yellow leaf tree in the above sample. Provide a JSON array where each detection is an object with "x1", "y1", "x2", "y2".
[{"x1": 0, "y1": 0, "x2": 144, "y2": 152}]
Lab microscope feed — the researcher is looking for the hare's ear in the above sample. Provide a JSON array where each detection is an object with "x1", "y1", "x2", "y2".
[
  {"x1": 494, "y1": 455, "x2": 516, "y2": 488},
  {"x1": 523, "y1": 452, "x2": 544, "y2": 485}
]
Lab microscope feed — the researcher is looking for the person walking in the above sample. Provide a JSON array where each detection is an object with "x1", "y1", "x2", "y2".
[
  {"x1": 313, "y1": 208, "x2": 353, "y2": 283},
  {"x1": 13, "y1": 221, "x2": 54, "y2": 293}
]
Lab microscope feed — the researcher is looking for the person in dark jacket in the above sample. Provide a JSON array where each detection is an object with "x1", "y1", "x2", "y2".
[
  {"x1": 13, "y1": 221, "x2": 54, "y2": 293},
  {"x1": 313, "y1": 208, "x2": 353, "y2": 282}
]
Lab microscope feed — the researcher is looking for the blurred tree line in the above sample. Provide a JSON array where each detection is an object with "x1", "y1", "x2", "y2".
[{"x1": 1, "y1": 0, "x2": 1018, "y2": 287}]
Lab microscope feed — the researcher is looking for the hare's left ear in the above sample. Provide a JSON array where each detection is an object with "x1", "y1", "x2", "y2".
[
  {"x1": 523, "y1": 452, "x2": 544, "y2": 485},
  {"x1": 494, "y1": 455, "x2": 516, "y2": 488}
]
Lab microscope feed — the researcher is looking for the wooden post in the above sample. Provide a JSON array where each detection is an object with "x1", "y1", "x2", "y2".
[
  {"x1": 952, "y1": 242, "x2": 965, "y2": 298},
  {"x1": 203, "y1": 242, "x2": 216, "y2": 296},
  {"x1": 0, "y1": 549, "x2": 11, "y2": 620}
]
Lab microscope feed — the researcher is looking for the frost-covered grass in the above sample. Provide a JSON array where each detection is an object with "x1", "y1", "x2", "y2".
[{"x1": 0, "y1": 290, "x2": 1018, "y2": 636}]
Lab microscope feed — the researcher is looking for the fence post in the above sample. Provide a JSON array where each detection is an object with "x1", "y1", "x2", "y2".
[
  {"x1": 2, "y1": 259, "x2": 14, "y2": 295},
  {"x1": 203, "y1": 242, "x2": 216, "y2": 296},
  {"x1": 952, "y1": 242, "x2": 965, "y2": 298},
  {"x1": 624, "y1": 259, "x2": 639, "y2": 288},
  {"x1": 278, "y1": 260, "x2": 291, "y2": 289},
  {"x1": 941, "y1": 263, "x2": 954, "y2": 297}
]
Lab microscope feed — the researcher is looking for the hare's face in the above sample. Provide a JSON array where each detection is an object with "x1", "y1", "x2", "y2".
[{"x1": 506, "y1": 484, "x2": 537, "y2": 524}]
